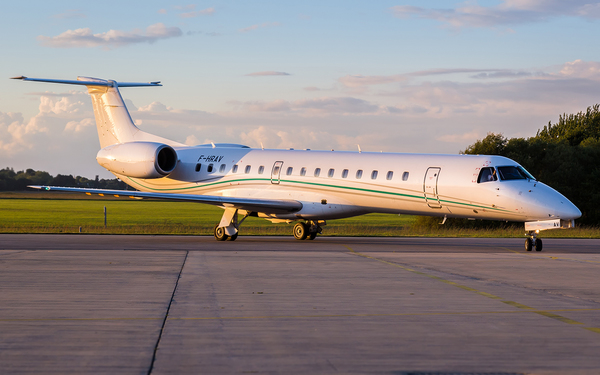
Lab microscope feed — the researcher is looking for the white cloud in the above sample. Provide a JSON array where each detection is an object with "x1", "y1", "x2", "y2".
[
  {"x1": 239, "y1": 22, "x2": 280, "y2": 33},
  {"x1": 38, "y1": 23, "x2": 183, "y2": 49},
  {"x1": 245, "y1": 71, "x2": 291, "y2": 76},
  {"x1": 52, "y1": 9, "x2": 86, "y2": 19},
  {"x1": 179, "y1": 7, "x2": 215, "y2": 18},
  {"x1": 390, "y1": 1, "x2": 600, "y2": 29}
]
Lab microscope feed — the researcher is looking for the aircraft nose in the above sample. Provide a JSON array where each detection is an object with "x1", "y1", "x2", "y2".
[{"x1": 558, "y1": 200, "x2": 582, "y2": 220}]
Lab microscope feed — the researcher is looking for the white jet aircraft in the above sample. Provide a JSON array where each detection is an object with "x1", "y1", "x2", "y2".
[{"x1": 13, "y1": 76, "x2": 581, "y2": 251}]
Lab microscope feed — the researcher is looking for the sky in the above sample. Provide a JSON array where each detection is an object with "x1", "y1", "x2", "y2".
[{"x1": 3, "y1": 0, "x2": 600, "y2": 178}]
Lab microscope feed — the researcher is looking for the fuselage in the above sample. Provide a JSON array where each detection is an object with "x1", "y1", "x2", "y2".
[{"x1": 116, "y1": 145, "x2": 581, "y2": 224}]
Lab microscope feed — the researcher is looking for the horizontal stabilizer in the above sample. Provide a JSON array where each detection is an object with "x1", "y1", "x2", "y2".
[
  {"x1": 28, "y1": 185, "x2": 303, "y2": 214},
  {"x1": 11, "y1": 76, "x2": 161, "y2": 87}
]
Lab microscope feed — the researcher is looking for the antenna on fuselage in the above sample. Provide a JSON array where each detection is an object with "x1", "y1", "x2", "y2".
[
  {"x1": 357, "y1": 144, "x2": 362, "y2": 153},
  {"x1": 260, "y1": 142, "x2": 264, "y2": 150}
]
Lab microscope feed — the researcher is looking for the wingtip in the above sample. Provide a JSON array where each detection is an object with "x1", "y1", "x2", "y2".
[{"x1": 10, "y1": 76, "x2": 26, "y2": 80}]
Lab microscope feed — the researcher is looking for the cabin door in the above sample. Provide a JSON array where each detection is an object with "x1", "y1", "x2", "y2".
[
  {"x1": 424, "y1": 167, "x2": 442, "y2": 208},
  {"x1": 271, "y1": 161, "x2": 283, "y2": 184}
]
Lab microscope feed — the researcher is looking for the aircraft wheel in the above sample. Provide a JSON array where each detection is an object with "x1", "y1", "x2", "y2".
[
  {"x1": 214, "y1": 225, "x2": 228, "y2": 241},
  {"x1": 308, "y1": 232, "x2": 317, "y2": 240},
  {"x1": 227, "y1": 233, "x2": 238, "y2": 241},
  {"x1": 293, "y1": 222, "x2": 308, "y2": 240},
  {"x1": 525, "y1": 238, "x2": 533, "y2": 251},
  {"x1": 535, "y1": 238, "x2": 543, "y2": 252}
]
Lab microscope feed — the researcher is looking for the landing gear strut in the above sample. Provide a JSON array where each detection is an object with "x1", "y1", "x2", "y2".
[
  {"x1": 525, "y1": 231, "x2": 543, "y2": 252},
  {"x1": 214, "y1": 208, "x2": 249, "y2": 241},
  {"x1": 293, "y1": 221, "x2": 322, "y2": 240}
]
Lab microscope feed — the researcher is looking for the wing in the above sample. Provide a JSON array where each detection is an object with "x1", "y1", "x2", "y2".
[{"x1": 29, "y1": 186, "x2": 302, "y2": 214}]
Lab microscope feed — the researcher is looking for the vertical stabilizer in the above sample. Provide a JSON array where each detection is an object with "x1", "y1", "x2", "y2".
[{"x1": 79, "y1": 77, "x2": 139, "y2": 148}]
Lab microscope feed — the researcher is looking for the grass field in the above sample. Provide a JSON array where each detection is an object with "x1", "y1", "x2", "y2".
[{"x1": 1, "y1": 191, "x2": 598, "y2": 238}]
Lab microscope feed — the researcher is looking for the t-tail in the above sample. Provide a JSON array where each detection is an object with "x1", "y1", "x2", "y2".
[{"x1": 11, "y1": 76, "x2": 184, "y2": 148}]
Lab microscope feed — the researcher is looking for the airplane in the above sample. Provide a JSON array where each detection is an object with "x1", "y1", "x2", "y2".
[{"x1": 12, "y1": 76, "x2": 581, "y2": 251}]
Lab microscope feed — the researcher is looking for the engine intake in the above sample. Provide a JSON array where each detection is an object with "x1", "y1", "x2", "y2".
[{"x1": 96, "y1": 142, "x2": 178, "y2": 179}]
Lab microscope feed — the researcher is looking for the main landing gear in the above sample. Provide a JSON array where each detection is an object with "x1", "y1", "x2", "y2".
[
  {"x1": 213, "y1": 208, "x2": 325, "y2": 241},
  {"x1": 293, "y1": 221, "x2": 322, "y2": 240},
  {"x1": 525, "y1": 231, "x2": 543, "y2": 252},
  {"x1": 214, "y1": 208, "x2": 250, "y2": 241}
]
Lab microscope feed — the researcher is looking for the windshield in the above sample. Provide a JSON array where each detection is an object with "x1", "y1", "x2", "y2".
[{"x1": 497, "y1": 166, "x2": 536, "y2": 181}]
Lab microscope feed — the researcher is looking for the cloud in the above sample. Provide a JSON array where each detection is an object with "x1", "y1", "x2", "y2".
[
  {"x1": 179, "y1": 6, "x2": 215, "y2": 18},
  {"x1": 239, "y1": 22, "x2": 280, "y2": 33},
  {"x1": 245, "y1": 71, "x2": 291, "y2": 77},
  {"x1": 52, "y1": 9, "x2": 86, "y2": 19},
  {"x1": 390, "y1": 1, "x2": 600, "y2": 29},
  {"x1": 235, "y1": 97, "x2": 385, "y2": 115},
  {"x1": 38, "y1": 23, "x2": 183, "y2": 49}
]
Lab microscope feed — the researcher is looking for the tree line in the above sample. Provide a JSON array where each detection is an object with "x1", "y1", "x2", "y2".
[
  {"x1": 463, "y1": 104, "x2": 600, "y2": 225},
  {"x1": 0, "y1": 168, "x2": 128, "y2": 191}
]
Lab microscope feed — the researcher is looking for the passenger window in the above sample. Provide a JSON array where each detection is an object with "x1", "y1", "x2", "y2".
[
  {"x1": 371, "y1": 170, "x2": 378, "y2": 180},
  {"x1": 328, "y1": 168, "x2": 335, "y2": 178},
  {"x1": 232, "y1": 164, "x2": 238, "y2": 173},
  {"x1": 286, "y1": 167, "x2": 293, "y2": 175},
  {"x1": 195, "y1": 163, "x2": 201, "y2": 172},
  {"x1": 314, "y1": 168, "x2": 321, "y2": 177},
  {"x1": 219, "y1": 164, "x2": 226, "y2": 173},
  {"x1": 477, "y1": 167, "x2": 497, "y2": 183},
  {"x1": 207, "y1": 164, "x2": 214, "y2": 173},
  {"x1": 258, "y1": 166, "x2": 264, "y2": 174},
  {"x1": 342, "y1": 169, "x2": 348, "y2": 178},
  {"x1": 356, "y1": 170, "x2": 363, "y2": 179},
  {"x1": 386, "y1": 171, "x2": 393, "y2": 180},
  {"x1": 245, "y1": 165, "x2": 251, "y2": 174},
  {"x1": 402, "y1": 172, "x2": 409, "y2": 181},
  {"x1": 300, "y1": 167, "x2": 306, "y2": 176}
]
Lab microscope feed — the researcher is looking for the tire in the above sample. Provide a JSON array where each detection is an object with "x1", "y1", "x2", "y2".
[
  {"x1": 525, "y1": 238, "x2": 533, "y2": 251},
  {"x1": 214, "y1": 225, "x2": 228, "y2": 241},
  {"x1": 293, "y1": 222, "x2": 308, "y2": 240},
  {"x1": 227, "y1": 233, "x2": 238, "y2": 241},
  {"x1": 308, "y1": 232, "x2": 317, "y2": 240},
  {"x1": 535, "y1": 238, "x2": 543, "y2": 252}
]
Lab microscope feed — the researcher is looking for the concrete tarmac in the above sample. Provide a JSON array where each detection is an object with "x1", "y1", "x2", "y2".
[{"x1": 1, "y1": 234, "x2": 599, "y2": 374}]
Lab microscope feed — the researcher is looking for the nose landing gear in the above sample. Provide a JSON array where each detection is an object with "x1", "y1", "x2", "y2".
[{"x1": 525, "y1": 231, "x2": 543, "y2": 252}]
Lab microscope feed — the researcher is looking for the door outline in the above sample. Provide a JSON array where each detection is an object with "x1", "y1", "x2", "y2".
[
  {"x1": 271, "y1": 161, "x2": 283, "y2": 184},
  {"x1": 423, "y1": 167, "x2": 442, "y2": 208}
]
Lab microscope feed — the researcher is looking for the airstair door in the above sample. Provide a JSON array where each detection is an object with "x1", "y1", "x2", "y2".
[
  {"x1": 424, "y1": 167, "x2": 442, "y2": 208},
  {"x1": 271, "y1": 161, "x2": 283, "y2": 184}
]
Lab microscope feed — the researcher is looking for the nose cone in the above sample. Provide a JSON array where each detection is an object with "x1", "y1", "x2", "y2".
[
  {"x1": 557, "y1": 199, "x2": 582, "y2": 220},
  {"x1": 524, "y1": 182, "x2": 581, "y2": 220}
]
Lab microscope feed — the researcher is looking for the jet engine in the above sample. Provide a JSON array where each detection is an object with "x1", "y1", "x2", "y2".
[{"x1": 96, "y1": 142, "x2": 178, "y2": 179}]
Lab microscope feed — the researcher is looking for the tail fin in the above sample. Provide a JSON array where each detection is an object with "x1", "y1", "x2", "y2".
[{"x1": 11, "y1": 76, "x2": 184, "y2": 148}]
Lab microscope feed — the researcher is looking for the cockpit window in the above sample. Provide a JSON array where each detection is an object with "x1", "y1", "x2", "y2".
[
  {"x1": 477, "y1": 167, "x2": 497, "y2": 183},
  {"x1": 497, "y1": 166, "x2": 536, "y2": 181}
]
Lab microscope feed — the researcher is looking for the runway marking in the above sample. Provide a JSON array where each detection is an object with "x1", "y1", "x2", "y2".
[
  {"x1": 500, "y1": 247, "x2": 600, "y2": 264},
  {"x1": 2, "y1": 308, "x2": 600, "y2": 322},
  {"x1": 344, "y1": 245, "x2": 600, "y2": 335}
]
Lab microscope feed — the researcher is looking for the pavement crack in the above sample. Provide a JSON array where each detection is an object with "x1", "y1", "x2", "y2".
[{"x1": 147, "y1": 250, "x2": 189, "y2": 375}]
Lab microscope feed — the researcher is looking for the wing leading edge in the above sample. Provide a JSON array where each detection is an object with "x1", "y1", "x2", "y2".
[{"x1": 29, "y1": 186, "x2": 303, "y2": 214}]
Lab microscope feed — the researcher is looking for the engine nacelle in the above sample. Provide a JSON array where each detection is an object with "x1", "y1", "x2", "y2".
[{"x1": 96, "y1": 142, "x2": 178, "y2": 179}]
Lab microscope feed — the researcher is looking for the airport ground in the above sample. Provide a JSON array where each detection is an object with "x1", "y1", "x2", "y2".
[{"x1": 1, "y1": 234, "x2": 599, "y2": 374}]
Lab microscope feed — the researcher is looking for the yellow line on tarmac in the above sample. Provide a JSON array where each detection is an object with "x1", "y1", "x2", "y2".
[
  {"x1": 500, "y1": 247, "x2": 600, "y2": 264},
  {"x1": 343, "y1": 244, "x2": 600, "y2": 335},
  {"x1": 2, "y1": 308, "x2": 600, "y2": 323}
]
